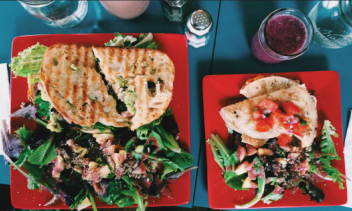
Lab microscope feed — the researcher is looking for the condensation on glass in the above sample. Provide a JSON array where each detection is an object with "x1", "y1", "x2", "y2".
[
  {"x1": 162, "y1": 0, "x2": 190, "y2": 23},
  {"x1": 18, "y1": 0, "x2": 88, "y2": 28},
  {"x1": 309, "y1": 0, "x2": 352, "y2": 49}
]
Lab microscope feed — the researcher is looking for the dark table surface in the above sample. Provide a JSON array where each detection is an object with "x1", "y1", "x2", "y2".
[{"x1": 1, "y1": 0, "x2": 352, "y2": 210}]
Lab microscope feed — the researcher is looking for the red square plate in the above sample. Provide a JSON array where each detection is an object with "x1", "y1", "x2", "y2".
[
  {"x1": 203, "y1": 71, "x2": 347, "y2": 209},
  {"x1": 10, "y1": 33, "x2": 190, "y2": 209}
]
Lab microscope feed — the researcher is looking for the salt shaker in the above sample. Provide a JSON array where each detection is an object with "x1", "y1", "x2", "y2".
[
  {"x1": 185, "y1": 10, "x2": 213, "y2": 48},
  {"x1": 162, "y1": 0, "x2": 190, "y2": 23}
]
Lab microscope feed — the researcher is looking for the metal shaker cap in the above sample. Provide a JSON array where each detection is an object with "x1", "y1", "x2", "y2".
[
  {"x1": 187, "y1": 9, "x2": 213, "y2": 36},
  {"x1": 165, "y1": 0, "x2": 188, "y2": 8}
]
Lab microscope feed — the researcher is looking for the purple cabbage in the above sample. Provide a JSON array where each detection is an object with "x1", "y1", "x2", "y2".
[
  {"x1": 1, "y1": 120, "x2": 23, "y2": 165},
  {"x1": 10, "y1": 104, "x2": 36, "y2": 119}
]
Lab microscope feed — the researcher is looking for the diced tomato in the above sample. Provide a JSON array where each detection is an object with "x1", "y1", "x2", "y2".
[
  {"x1": 256, "y1": 119, "x2": 271, "y2": 132},
  {"x1": 264, "y1": 115, "x2": 275, "y2": 128},
  {"x1": 292, "y1": 127, "x2": 304, "y2": 137},
  {"x1": 277, "y1": 134, "x2": 292, "y2": 146},
  {"x1": 258, "y1": 99, "x2": 279, "y2": 112},
  {"x1": 282, "y1": 102, "x2": 300, "y2": 115},
  {"x1": 282, "y1": 123, "x2": 291, "y2": 130},
  {"x1": 252, "y1": 109, "x2": 262, "y2": 120},
  {"x1": 298, "y1": 124, "x2": 309, "y2": 131},
  {"x1": 273, "y1": 109, "x2": 293, "y2": 122}
]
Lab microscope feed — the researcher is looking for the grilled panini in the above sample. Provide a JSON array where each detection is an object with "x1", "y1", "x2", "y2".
[
  {"x1": 40, "y1": 43, "x2": 128, "y2": 127},
  {"x1": 92, "y1": 46, "x2": 175, "y2": 130}
]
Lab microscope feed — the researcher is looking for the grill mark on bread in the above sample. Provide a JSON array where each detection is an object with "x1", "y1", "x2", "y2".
[
  {"x1": 124, "y1": 48, "x2": 130, "y2": 79},
  {"x1": 58, "y1": 45, "x2": 69, "y2": 118},
  {"x1": 117, "y1": 47, "x2": 123, "y2": 66},
  {"x1": 135, "y1": 48, "x2": 140, "y2": 77},
  {"x1": 80, "y1": 46, "x2": 89, "y2": 117},
  {"x1": 71, "y1": 44, "x2": 81, "y2": 109},
  {"x1": 141, "y1": 49, "x2": 147, "y2": 75},
  {"x1": 149, "y1": 51, "x2": 155, "y2": 75},
  {"x1": 110, "y1": 47, "x2": 116, "y2": 77},
  {"x1": 64, "y1": 44, "x2": 72, "y2": 105},
  {"x1": 90, "y1": 60, "x2": 97, "y2": 124}
]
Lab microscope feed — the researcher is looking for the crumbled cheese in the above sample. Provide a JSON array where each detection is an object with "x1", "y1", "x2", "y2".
[
  {"x1": 93, "y1": 133, "x2": 114, "y2": 144},
  {"x1": 99, "y1": 165, "x2": 110, "y2": 178},
  {"x1": 135, "y1": 145, "x2": 144, "y2": 153}
]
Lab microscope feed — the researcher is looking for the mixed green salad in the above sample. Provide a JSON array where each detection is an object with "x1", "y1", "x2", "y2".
[
  {"x1": 208, "y1": 120, "x2": 345, "y2": 208},
  {"x1": 4, "y1": 33, "x2": 194, "y2": 211}
]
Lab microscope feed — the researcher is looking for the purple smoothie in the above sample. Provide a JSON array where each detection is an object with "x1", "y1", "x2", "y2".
[
  {"x1": 265, "y1": 15, "x2": 307, "y2": 55},
  {"x1": 251, "y1": 13, "x2": 309, "y2": 63}
]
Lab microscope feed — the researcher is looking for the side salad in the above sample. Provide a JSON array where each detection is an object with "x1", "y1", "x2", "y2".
[
  {"x1": 208, "y1": 120, "x2": 345, "y2": 208},
  {"x1": 4, "y1": 33, "x2": 195, "y2": 211}
]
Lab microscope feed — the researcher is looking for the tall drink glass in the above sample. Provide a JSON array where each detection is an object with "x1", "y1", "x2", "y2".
[
  {"x1": 251, "y1": 8, "x2": 313, "y2": 64},
  {"x1": 18, "y1": 0, "x2": 88, "y2": 28},
  {"x1": 99, "y1": 1, "x2": 150, "y2": 20}
]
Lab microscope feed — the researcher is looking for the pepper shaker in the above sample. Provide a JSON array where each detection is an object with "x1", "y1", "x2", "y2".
[
  {"x1": 162, "y1": 0, "x2": 190, "y2": 23},
  {"x1": 185, "y1": 9, "x2": 213, "y2": 48}
]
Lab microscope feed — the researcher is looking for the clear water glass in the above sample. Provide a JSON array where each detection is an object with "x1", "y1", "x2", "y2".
[
  {"x1": 309, "y1": 0, "x2": 352, "y2": 49},
  {"x1": 18, "y1": 0, "x2": 88, "y2": 28}
]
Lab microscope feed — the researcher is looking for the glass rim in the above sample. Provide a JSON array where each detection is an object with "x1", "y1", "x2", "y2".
[
  {"x1": 258, "y1": 8, "x2": 314, "y2": 59},
  {"x1": 18, "y1": 0, "x2": 53, "y2": 6}
]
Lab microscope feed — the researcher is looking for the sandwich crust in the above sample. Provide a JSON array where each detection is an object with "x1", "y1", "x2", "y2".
[{"x1": 240, "y1": 75, "x2": 300, "y2": 99}]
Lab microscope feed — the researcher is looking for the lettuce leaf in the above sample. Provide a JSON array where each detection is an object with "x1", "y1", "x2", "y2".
[
  {"x1": 10, "y1": 43, "x2": 48, "y2": 77},
  {"x1": 69, "y1": 189, "x2": 87, "y2": 209},
  {"x1": 207, "y1": 134, "x2": 238, "y2": 170},
  {"x1": 15, "y1": 126, "x2": 32, "y2": 146},
  {"x1": 136, "y1": 108, "x2": 172, "y2": 140},
  {"x1": 134, "y1": 33, "x2": 158, "y2": 49},
  {"x1": 320, "y1": 157, "x2": 345, "y2": 189},
  {"x1": 261, "y1": 192, "x2": 283, "y2": 204},
  {"x1": 122, "y1": 176, "x2": 148, "y2": 211},
  {"x1": 146, "y1": 154, "x2": 185, "y2": 179},
  {"x1": 223, "y1": 171, "x2": 247, "y2": 190},
  {"x1": 321, "y1": 120, "x2": 340, "y2": 159},
  {"x1": 34, "y1": 93, "x2": 51, "y2": 120},
  {"x1": 105, "y1": 33, "x2": 137, "y2": 47},
  {"x1": 28, "y1": 136, "x2": 56, "y2": 165},
  {"x1": 235, "y1": 158, "x2": 265, "y2": 208},
  {"x1": 166, "y1": 149, "x2": 193, "y2": 169},
  {"x1": 299, "y1": 182, "x2": 325, "y2": 203},
  {"x1": 318, "y1": 120, "x2": 344, "y2": 189},
  {"x1": 29, "y1": 77, "x2": 40, "y2": 84}
]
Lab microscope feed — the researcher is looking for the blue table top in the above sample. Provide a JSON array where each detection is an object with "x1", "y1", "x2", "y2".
[
  {"x1": 194, "y1": 1, "x2": 352, "y2": 210},
  {"x1": 0, "y1": 0, "x2": 221, "y2": 208}
]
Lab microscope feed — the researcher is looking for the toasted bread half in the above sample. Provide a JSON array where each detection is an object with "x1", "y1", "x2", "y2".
[
  {"x1": 220, "y1": 84, "x2": 317, "y2": 147},
  {"x1": 92, "y1": 46, "x2": 175, "y2": 130},
  {"x1": 40, "y1": 43, "x2": 128, "y2": 127},
  {"x1": 240, "y1": 75, "x2": 300, "y2": 99}
]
